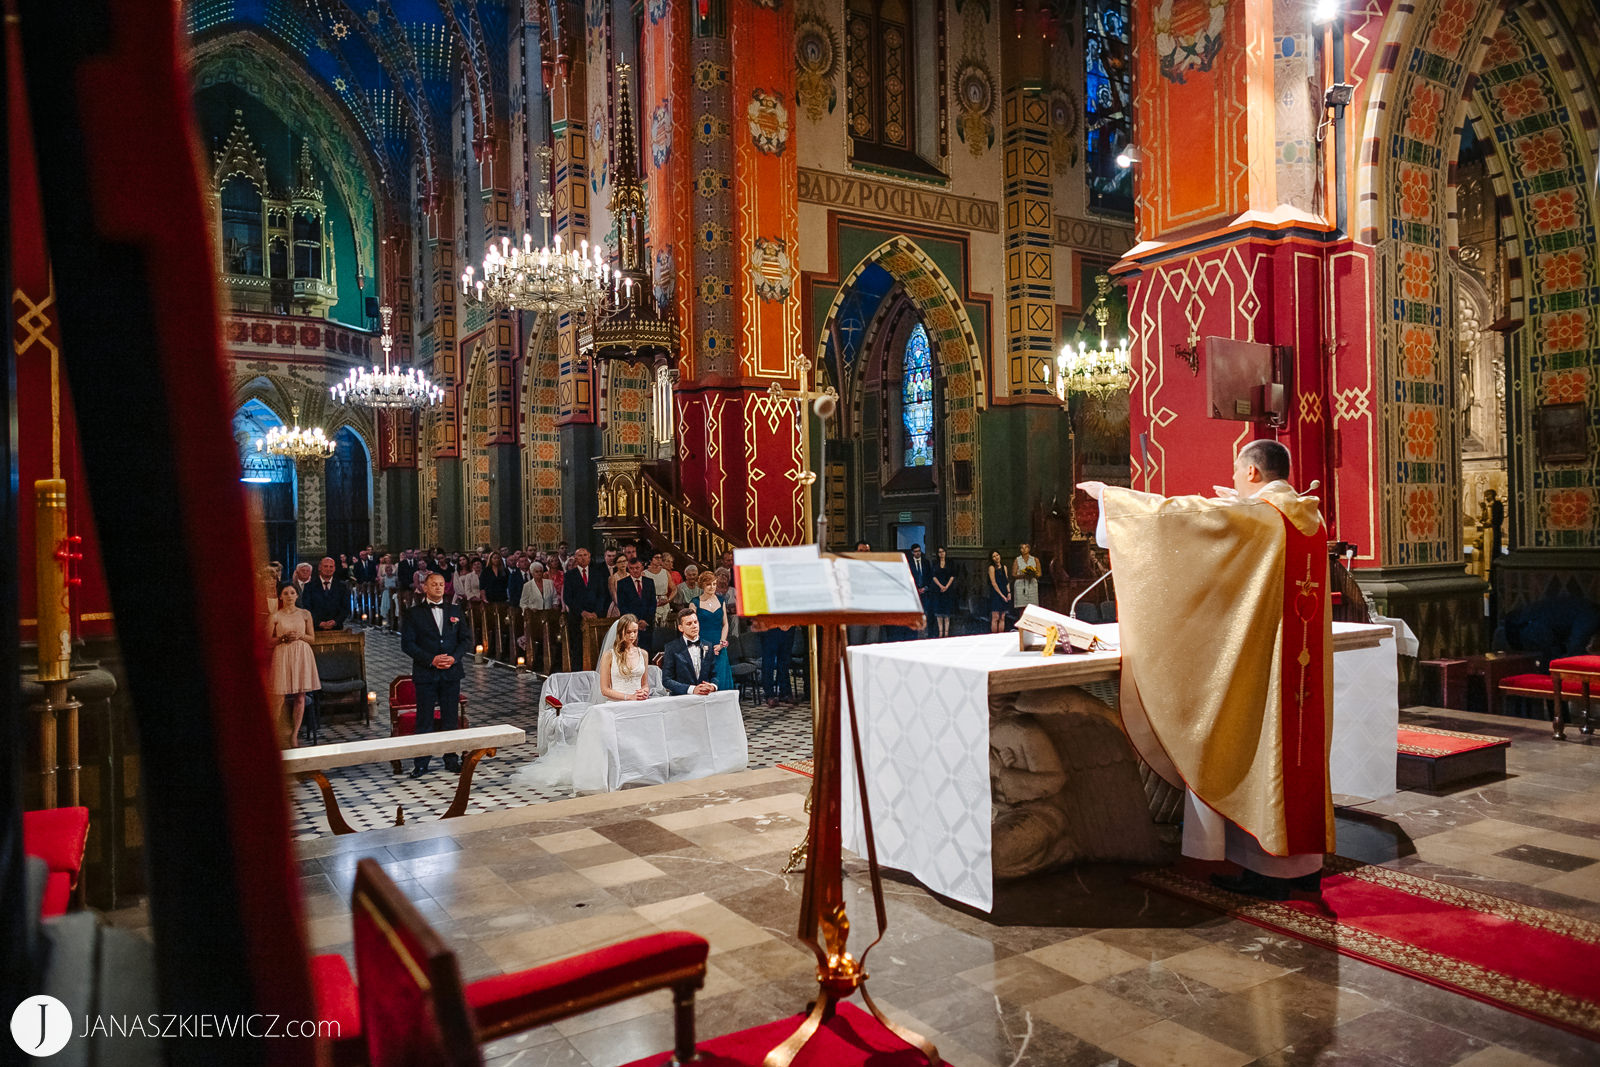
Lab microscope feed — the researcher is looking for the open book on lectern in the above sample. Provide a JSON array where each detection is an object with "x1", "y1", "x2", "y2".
[{"x1": 735, "y1": 545, "x2": 923, "y2": 617}]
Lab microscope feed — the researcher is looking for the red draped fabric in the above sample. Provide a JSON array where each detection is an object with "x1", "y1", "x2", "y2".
[{"x1": 10, "y1": 0, "x2": 317, "y2": 1060}]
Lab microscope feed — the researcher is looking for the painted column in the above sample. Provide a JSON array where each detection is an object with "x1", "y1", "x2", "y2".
[
  {"x1": 643, "y1": 0, "x2": 804, "y2": 547},
  {"x1": 479, "y1": 103, "x2": 523, "y2": 548},
  {"x1": 296, "y1": 462, "x2": 327, "y2": 556},
  {"x1": 427, "y1": 180, "x2": 465, "y2": 550},
  {"x1": 1117, "y1": 0, "x2": 1342, "y2": 533}
]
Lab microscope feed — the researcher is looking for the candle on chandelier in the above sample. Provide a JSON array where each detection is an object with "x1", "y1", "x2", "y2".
[{"x1": 524, "y1": 233, "x2": 533, "y2": 254}]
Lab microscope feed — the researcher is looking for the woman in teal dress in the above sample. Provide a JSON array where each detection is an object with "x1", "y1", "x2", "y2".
[{"x1": 694, "y1": 570, "x2": 737, "y2": 691}]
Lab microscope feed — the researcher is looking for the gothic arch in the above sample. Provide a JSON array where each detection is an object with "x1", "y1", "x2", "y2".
[
  {"x1": 814, "y1": 235, "x2": 985, "y2": 545},
  {"x1": 1355, "y1": 0, "x2": 1600, "y2": 559},
  {"x1": 462, "y1": 334, "x2": 494, "y2": 548}
]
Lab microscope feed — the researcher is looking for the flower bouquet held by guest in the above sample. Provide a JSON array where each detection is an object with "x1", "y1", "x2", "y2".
[
  {"x1": 1013, "y1": 543, "x2": 1041, "y2": 610},
  {"x1": 268, "y1": 584, "x2": 320, "y2": 747},
  {"x1": 695, "y1": 571, "x2": 736, "y2": 691}
]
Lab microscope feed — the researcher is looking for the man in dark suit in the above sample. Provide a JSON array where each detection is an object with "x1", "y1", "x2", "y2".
[
  {"x1": 303, "y1": 556, "x2": 349, "y2": 631},
  {"x1": 906, "y1": 544, "x2": 932, "y2": 639},
  {"x1": 615, "y1": 557, "x2": 659, "y2": 653},
  {"x1": 661, "y1": 607, "x2": 718, "y2": 696},
  {"x1": 400, "y1": 571, "x2": 475, "y2": 777},
  {"x1": 563, "y1": 548, "x2": 609, "y2": 661}
]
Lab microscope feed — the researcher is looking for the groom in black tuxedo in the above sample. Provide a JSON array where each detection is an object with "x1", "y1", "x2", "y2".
[
  {"x1": 400, "y1": 572, "x2": 475, "y2": 777},
  {"x1": 661, "y1": 606, "x2": 718, "y2": 696}
]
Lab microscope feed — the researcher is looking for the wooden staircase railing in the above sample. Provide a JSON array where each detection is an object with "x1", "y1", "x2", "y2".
[{"x1": 594, "y1": 457, "x2": 741, "y2": 568}]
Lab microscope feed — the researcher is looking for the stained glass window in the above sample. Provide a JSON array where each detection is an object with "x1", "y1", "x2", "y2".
[
  {"x1": 902, "y1": 323, "x2": 934, "y2": 468},
  {"x1": 1085, "y1": 0, "x2": 1133, "y2": 216}
]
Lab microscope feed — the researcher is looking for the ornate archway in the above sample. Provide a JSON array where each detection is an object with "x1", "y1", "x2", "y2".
[
  {"x1": 814, "y1": 235, "x2": 986, "y2": 546},
  {"x1": 1356, "y1": 0, "x2": 1599, "y2": 566}
]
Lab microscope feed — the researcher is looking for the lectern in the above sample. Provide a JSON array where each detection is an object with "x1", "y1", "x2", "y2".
[{"x1": 738, "y1": 549, "x2": 941, "y2": 1067}]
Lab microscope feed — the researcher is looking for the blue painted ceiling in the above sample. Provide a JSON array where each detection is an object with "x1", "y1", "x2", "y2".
[{"x1": 185, "y1": 0, "x2": 510, "y2": 182}]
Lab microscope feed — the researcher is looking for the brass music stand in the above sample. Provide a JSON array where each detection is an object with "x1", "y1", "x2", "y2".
[{"x1": 745, "y1": 559, "x2": 940, "y2": 1067}]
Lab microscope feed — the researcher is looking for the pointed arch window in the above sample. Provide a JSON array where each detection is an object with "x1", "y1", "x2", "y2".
[
  {"x1": 1085, "y1": 0, "x2": 1133, "y2": 216},
  {"x1": 220, "y1": 178, "x2": 264, "y2": 275},
  {"x1": 293, "y1": 212, "x2": 323, "y2": 279},
  {"x1": 901, "y1": 323, "x2": 934, "y2": 468}
]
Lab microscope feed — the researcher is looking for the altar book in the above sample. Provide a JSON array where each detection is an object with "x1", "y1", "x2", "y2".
[
  {"x1": 1016, "y1": 604, "x2": 1117, "y2": 652},
  {"x1": 735, "y1": 545, "x2": 923, "y2": 618}
]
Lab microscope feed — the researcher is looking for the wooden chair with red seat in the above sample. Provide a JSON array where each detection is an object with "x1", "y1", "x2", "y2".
[
  {"x1": 388, "y1": 674, "x2": 472, "y2": 774},
  {"x1": 23, "y1": 806, "x2": 90, "y2": 916},
  {"x1": 321, "y1": 857, "x2": 708, "y2": 1067},
  {"x1": 1497, "y1": 674, "x2": 1576, "y2": 740},
  {"x1": 1550, "y1": 654, "x2": 1600, "y2": 738}
]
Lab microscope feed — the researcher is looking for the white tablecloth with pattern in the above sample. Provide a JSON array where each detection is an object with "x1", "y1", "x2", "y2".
[{"x1": 842, "y1": 625, "x2": 1397, "y2": 911}]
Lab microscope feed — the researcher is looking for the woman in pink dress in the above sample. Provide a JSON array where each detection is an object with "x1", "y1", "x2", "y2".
[{"x1": 268, "y1": 584, "x2": 321, "y2": 747}]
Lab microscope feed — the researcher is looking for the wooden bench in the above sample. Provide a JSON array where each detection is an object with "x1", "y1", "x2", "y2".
[
  {"x1": 1497, "y1": 673, "x2": 1576, "y2": 740},
  {"x1": 282, "y1": 725, "x2": 525, "y2": 835}
]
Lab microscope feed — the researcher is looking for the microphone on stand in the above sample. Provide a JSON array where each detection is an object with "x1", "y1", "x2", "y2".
[{"x1": 1069, "y1": 569, "x2": 1114, "y2": 620}]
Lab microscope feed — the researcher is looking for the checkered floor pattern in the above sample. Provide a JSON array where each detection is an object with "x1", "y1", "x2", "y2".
[{"x1": 285, "y1": 626, "x2": 815, "y2": 839}]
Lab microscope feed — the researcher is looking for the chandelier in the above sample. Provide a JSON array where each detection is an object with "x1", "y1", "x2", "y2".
[
  {"x1": 330, "y1": 305, "x2": 444, "y2": 409},
  {"x1": 459, "y1": 147, "x2": 622, "y2": 321},
  {"x1": 1051, "y1": 337, "x2": 1132, "y2": 399},
  {"x1": 257, "y1": 422, "x2": 335, "y2": 461},
  {"x1": 1049, "y1": 272, "x2": 1131, "y2": 400}
]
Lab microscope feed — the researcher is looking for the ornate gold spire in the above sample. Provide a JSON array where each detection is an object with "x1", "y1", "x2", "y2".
[{"x1": 592, "y1": 58, "x2": 675, "y2": 367}]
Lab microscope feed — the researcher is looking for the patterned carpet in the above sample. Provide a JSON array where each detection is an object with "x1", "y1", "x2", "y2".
[{"x1": 285, "y1": 626, "x2": 815, "y2": 839}]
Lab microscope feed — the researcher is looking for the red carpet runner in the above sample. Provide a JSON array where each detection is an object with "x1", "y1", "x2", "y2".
[
  {"x1": 1135, "y1": 856, "x2": 1600, "y2": 1040},
  {"x1": 621, "y1": 1001, "x2": 933, "y2": 1066}
]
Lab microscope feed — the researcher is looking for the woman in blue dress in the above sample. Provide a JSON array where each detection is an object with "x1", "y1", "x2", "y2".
[
  {"x1": 694, "y1": 569, "x2": 737, "y2": 690},
  {"x1": 986, "y1": 549, "x2": 1012, "y2": 632}
]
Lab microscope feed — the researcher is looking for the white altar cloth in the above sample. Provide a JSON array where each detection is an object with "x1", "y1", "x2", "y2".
[
  {"x1": 842, "y1": 622, "x2": 1395, "y2": 910},
  {"x1": 571, "y1": 689, "x2": 747, "y2": 793}
]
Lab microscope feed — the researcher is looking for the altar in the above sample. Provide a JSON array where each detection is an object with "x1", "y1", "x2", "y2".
[{"x1": 841, "y1": 622, "x2": 1397, "y2": 910}]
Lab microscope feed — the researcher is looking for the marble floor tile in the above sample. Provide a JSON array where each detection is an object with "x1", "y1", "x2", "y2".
[
  {"x1": 1025, "y1": 983, "x2": 1163, "y2": 1046},
  {"x1": 1025, "y1": 934, "x2": 1151, "y2": 983},
  {"x1": 1102, "y1": 1018, "x2": 1257, "y2": 1067}
]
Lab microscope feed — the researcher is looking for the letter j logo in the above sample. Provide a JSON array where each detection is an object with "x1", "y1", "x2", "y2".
[{"x1": 11, "y1": 995, "x2": 71, "y2": 1057}]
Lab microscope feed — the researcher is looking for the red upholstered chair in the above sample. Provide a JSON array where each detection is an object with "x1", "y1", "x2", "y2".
[
  {"x1": 23, "y1": 806, "x2": 89, "y2": 912},
  {"x1": 388, "y1": 675, "x2": 472, "y2": 774},
  {"x1": 1550, "y1": 655, "x2": 1600, "y2": 738},
  {"x1": 1497, "y1": 674, "x2": 1574, "y2": 740},
  {"x1": 349, "y1": 858, "x2": 709, "y2": 1066},
  {"x1": 308, "y1": 953, "x2": 366, "y2": 1067}
]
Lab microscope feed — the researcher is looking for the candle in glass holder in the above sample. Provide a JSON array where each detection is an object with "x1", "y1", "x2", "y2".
[{"x1": 516, "y1": 656, "x2": 526, "y2": 668}]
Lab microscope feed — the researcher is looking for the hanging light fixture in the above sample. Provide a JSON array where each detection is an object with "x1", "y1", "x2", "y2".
[
  {"x1": 458, "y1": 143, "x2": 622, "y2": 321},
  {"x1": 256, "y1": 400, "x2": 336, "y2": 461},
  {"x1": 1047, "y1": 273, "x2": 1132, "y2": 400},
  {"x1": 330, "y1": 305, "x2": 445, "y2": 409},
  {"x1": 258, "y1": 423, "x2": 336, "y2": 461}
]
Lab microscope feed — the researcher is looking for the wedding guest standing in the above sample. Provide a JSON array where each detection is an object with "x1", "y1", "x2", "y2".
[
  {"x1": 268, "y1": 584, "x2": 320, "y2": 747},
  {"x1": 695, "y1": 570, "x2": 736, "y2": 691},
  {"x1": 930, "y1": 547, "x2": 958, "y2": 637},
  {"x1": 987, "y1": 550, "x2": 1012, "y2": 633},
  {"x1": 1013, "y1": 543, "x2": 1041, "y2": 611}
]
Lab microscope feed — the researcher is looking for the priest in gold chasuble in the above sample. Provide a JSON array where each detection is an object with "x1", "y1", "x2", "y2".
[{"x1": 1081, "y1": 440, "x2": 1334, "y2": 896}]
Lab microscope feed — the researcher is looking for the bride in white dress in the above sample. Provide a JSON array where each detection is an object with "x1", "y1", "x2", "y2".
[
  {"x1": 596, "y1": 615, "x2": 652, "y2": 703},
  {"x1": 514, "y1": 614, "x2": 651, "y2": 792}
]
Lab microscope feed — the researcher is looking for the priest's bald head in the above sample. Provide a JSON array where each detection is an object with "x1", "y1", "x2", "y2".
[{"x1": 1233, "y1": 440, "x2": 1291, "y2": 498}]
